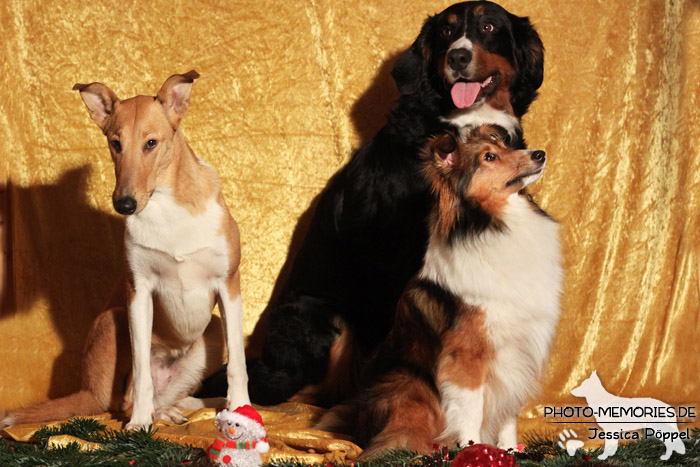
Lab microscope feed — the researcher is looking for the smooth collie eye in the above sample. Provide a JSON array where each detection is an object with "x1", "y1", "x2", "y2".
[
  {"x1": 484, "y1": 152, "x2": 498, "y2": 162},
  {"x1": 145, "y1": 139, "x2": 158, "y2": 150},
  {"x1": 441, "y1": 26, "x2": 453, "y2": 38},
  {"x1": 481, "y1": 23, "x2": 494, "y2": 33},
  {"x1": 110, "y1": 140, "x2": 122, "y2": 153}
]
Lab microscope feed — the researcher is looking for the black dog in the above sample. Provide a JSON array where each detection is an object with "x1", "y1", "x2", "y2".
[{"x1": 201, "y1": 1, "x2": 544, "y2": 406}]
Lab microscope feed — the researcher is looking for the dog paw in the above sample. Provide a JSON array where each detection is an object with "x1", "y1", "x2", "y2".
[
  {"x1": 227, "y1": 390, "x2": 252, "y2": 409},
  {"x1": 557, "y1": 429, "x2": 584, "y2": 456},
  {"x1": 124, "y1": 421, "x2": 153, "y2": 432},
  {"x1": 154, "y1": 406, "x2": 189, "y2": 424}
]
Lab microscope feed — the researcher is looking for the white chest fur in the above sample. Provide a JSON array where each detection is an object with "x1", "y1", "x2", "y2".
[
  {"x1": 125, "y1": 188, "x2": 231, "y2": 345},
  {"x1": 442, "y1": 105, "x2": 521, "y2": 141},
  {"x1": 421, "y1": 194, "x2": 562, "y2": 432},
  {"x1": 126, "y1": 188, "x2": 228, "y2": 259}
]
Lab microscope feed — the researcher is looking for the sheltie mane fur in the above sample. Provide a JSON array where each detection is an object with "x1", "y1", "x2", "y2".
[{"x1": 319, "y1": 125, "x2": 562, "y2": 458}]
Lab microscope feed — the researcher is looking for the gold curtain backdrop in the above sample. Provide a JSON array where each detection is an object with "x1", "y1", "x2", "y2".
[{"x1": 1, "y1": 0, "x2": 699, "y2": 452}]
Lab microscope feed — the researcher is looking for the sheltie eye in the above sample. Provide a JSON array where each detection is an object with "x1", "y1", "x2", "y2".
[
  {"x1": 441, "y1": 26, "x2": 453, "y2": 38},
  {"x1": 481, "y1": 23, "x2": 494, "y2": 33},
  {"x1": 484, "y1": 152, "x2": 498, "y2": 162}
]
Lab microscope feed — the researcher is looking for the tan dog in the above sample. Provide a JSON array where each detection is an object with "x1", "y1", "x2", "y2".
[{"x1": 2, "y1": 71, "x2": 250, "y2": 430}]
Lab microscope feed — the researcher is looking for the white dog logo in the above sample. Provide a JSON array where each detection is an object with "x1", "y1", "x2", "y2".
[{"x1": 571, "y1": 371, "x2": 686, "y2": 461}]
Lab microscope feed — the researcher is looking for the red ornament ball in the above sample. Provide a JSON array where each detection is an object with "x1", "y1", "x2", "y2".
[{"x1": 451, "y1": 444, "x2": 518, "y2": 467}]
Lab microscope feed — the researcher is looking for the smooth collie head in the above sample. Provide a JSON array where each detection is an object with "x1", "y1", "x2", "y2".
[
  {"x1": 73, "y1": 70, "x2": 200, "y2": 216},
  {"x1": 422, "y1": 124, "x2": 546, "y2": 240}
]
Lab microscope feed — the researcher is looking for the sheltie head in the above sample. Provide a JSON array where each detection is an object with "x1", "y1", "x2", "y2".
[{"x1": 422, "y1": 124, "x2": 546, "y2": 239}]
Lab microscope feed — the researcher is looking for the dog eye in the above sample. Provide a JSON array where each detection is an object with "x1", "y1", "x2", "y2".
[
  {"x1": 484, "y1": 152, "x2": 498, "y2": 162},
  {"x1": 481, "y1": 23, "x2": 494, "y2": 33},
  {"x1": 441, "y1": 26, "x2": 452, "y2": 38},
  {"x1": 145, "y1": 139, "x2": 158, "y2": 150},
  {"x1": 110, "y1": 140, "x2": 122, "y2": 153}
]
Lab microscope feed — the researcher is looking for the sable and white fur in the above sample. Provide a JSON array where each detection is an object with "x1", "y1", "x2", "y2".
[
  {"x1": 319, "y1": 125, "x2": 562, "y2": 457},
  {"x1": 426, "y1": 128, "x2": 561, "y2": 448},
  {"x1": 423, "y1": 188, "x2": 560, "y2": 447},
  {"x1": 2, "y1": 71, "x2": 250, "y2": 430}
]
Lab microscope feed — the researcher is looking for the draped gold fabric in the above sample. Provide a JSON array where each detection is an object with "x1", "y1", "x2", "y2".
[
  {"x1": 1, "y1": 0, "x2": 699, "y2": 456},
  {"x1": 1, "y1": 404, "x2": 362, "y2": 463}
]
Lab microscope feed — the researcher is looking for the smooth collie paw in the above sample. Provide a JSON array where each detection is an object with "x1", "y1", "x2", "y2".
[
  {"x1": 227, "y1": 393, "x2": 252, "y2": 409},
  {"x1": 0, "y1": 413, "x2": 12, "y2": 429},
  {"x1": 154, "y1": 406, "x2": 189, "y2": 424},
  {"x1": 124, "y1": 420, "x2": 153, "y2": 431}
]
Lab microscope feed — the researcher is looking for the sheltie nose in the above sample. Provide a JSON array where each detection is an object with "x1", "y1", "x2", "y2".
[{"x1": 531, "y1": 150, "x2": 546, "y2": 163}]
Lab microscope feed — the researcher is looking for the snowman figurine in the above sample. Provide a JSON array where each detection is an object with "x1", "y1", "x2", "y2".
[{"x1": 207, "y1": 405, "x2": 270, "y2": 467}]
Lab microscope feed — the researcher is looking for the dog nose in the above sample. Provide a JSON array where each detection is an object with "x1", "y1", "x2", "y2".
[
  {"x1": 114, "y1": 196, "x2": 137, "y2": 215},
  {"x1": 531, "y1": 150, "x2": 546, "y2": 163},
  {"x1": 447, "y1": 48, "x2": 472, "y2": 72}
]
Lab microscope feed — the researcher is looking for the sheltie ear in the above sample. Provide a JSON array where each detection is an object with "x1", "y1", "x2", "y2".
[
  {"x1": 430, "y1": 133, "x2": 459, "y2": 169},
  {"x1": 477, "y1": 124, "x2": 510, "y2": 146}
]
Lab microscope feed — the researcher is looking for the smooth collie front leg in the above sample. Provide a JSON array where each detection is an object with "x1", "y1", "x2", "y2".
[
  {"x1": 125, "y1": 283, "x2": 156, "y2": 430},
  {"x1": 218, "y1": 271, "x2": 250, "y2": 408}
]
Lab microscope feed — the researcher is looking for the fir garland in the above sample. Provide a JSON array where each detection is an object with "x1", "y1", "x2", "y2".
[
  {"x1": 1, "y1": 417, "x2": 210, "y2": 466},
  {"x1": 1, "y1": 418, "x2": 699, "y2": 466}
]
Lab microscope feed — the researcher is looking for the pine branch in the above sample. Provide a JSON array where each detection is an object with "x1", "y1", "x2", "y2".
[{"x1": 3, "y1": 418, "x2": 700, "y2": 466}]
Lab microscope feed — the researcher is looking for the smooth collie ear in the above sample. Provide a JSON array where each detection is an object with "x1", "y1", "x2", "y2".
[
  {"x1": 391, "y1": 16, "x2": 434, "y2": 95},
  {"x1": 72, "y1": 82, "x2": 120, "y2": 132},
  {"x1": 156, "y1": 70, "x2": 200, "y2": 128},
  {"x1": 508, "y1": 14, "x2": 544, "y2": 118},
  {"x1": 430, "y1": 133, "x2": 459, "y2": 168}
]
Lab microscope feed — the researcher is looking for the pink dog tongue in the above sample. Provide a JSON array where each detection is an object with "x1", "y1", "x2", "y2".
[{"x1": 451, "y1": 82, "x2": 481, "y2": 109}]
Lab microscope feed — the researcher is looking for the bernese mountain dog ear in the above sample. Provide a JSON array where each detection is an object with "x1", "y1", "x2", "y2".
[
  {"x1": 509, "y1": 14, "x2": 544, "y2": 118},
  {"x1": 391, "y1": 16, "x2": 434, "y2": 95}
]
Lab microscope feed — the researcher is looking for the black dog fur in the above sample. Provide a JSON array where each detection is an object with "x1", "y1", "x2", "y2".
[{"x1": 199, "y1": 1, "x2": 544, "y2": 406}]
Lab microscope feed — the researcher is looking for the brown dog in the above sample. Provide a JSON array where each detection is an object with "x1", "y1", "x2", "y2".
[{"x1": 2, "y1": 71, "x2": 250, "y2": 430}]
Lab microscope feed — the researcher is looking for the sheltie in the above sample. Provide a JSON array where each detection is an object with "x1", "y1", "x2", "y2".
[{"x1": 319, "y1": 124, "x2": 562, "y2": 458}]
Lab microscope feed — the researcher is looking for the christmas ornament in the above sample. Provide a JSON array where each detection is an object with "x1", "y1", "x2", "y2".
[
  {"x1": 207, "y1": 405, "x2": 270, "y2": 467},
  {"x1": 451, "y1": 443, "x2": 518, "y2": 467}
]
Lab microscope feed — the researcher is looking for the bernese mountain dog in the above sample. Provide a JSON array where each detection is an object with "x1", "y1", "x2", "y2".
[
  {"x1": 317, "y1": 125, "x2": 562, "y2": 457},
  {"x1": 200, "y1": 1, "x2": 545, "y2": 406}
]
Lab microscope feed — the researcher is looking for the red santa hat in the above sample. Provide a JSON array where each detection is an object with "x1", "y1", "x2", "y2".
[{"x1": 233, "y1": 405, "x2": 269, "y2": 453}]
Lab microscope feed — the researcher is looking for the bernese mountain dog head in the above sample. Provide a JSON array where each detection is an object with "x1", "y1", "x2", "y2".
[{"x1": 392, "y1": 1, "x2": 544, "y2": 123}]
